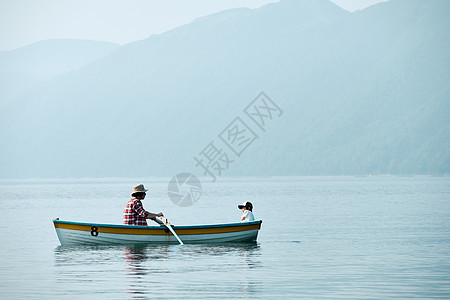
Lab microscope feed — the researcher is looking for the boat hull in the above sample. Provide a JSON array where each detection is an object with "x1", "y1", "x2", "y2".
[{"x1": 53, "y1": 219, "x2": 262, "y2": 246}]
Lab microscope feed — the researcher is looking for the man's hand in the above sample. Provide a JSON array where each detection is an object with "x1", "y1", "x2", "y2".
[{"x1": 150, "y1": 216, "x2": 170, "y2": 226}]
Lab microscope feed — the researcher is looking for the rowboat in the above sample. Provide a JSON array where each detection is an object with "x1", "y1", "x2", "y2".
[{"x1": 53, "y1": 219, "x2": 262, "y2": 246}]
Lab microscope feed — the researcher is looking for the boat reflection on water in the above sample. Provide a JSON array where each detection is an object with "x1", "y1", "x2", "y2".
[
  {"x1": 124, "y1": 245, "x2": 170, "y2": 277},
  {"x1": 179, "y1": 243, "x2": 263, "y2": 296},
  {"x1": 54, "y1": 243, "x2": 262, "y2": 298},
  {"x1": 178, "y1": 243, "x2": 260, "y2": 261},
  {"x1": 54, "y1": 245, "x2": 124, "y2": 266},
  {"x1": 124, "y1": 245, "x2": 170, "y2": 297},
  {"x1": 122, "y1": 243, "x2": 262, "y2": 298}
]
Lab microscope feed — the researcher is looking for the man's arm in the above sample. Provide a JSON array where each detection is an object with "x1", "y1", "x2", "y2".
[
  {"x1": 151, "y1": 216, "x2": 165, "y2": 225},
  {"x1": 133, "y1": 200, "x2": 163, "y2": 220},
  {"x1": 146, "y1": 212, "x2": 164, "y2": 220}
]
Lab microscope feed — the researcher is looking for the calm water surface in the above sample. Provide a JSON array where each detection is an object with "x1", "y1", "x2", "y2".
[{"x1": 0, "y1": 176, "x2": 449, "y2": 299}]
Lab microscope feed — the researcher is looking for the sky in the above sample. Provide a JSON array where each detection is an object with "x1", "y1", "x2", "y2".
[{"x1": 0, "y1": 0, "x2": 388, "y2": 51}]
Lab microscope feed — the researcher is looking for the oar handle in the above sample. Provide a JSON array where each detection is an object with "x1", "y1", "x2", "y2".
[
  {"x1": 153, "y1": 217, "x2": 166, "y2": 225},
  {"x1": 157, "y1": 217, "x2": 184, "y2": 245},
  {"x1": 159, "y1": 217, "x2": 170, "y2": 226}
]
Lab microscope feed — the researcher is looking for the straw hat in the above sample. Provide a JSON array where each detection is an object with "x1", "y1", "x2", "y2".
[{"x1": 132, "y1": 184, "x2": 148, "y2": 195}]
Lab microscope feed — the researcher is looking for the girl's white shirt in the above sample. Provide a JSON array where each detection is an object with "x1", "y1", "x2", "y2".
[{"x1": 241, "y1": 210, "x2": 255, "y2": 222}]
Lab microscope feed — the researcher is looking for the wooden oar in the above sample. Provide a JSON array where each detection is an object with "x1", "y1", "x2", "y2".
[{"x1": 158, "y1": 217, "x2": 184, "y2": 245}]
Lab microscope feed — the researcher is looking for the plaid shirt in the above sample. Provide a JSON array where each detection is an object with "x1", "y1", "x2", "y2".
[{"x1": 123, "y1": 197, "x2": 148, "y2": 226}]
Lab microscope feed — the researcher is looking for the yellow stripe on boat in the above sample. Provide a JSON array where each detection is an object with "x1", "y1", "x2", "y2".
[{"x1": 54, "y1": 222, "x2": 167, "y2": 235}]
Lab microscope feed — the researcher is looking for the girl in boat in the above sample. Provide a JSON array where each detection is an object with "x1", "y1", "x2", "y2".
[{"x1": 238, "y1": 201, "x2": 255, "y2": 222}]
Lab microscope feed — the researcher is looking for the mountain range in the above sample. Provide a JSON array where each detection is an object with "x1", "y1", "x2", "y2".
[
  {"x1": 0, "y1": 39, "x2": 119, "y2": 109},
  {"x1": 0, "y1": 0, "x2": 448, "y2": 179}
]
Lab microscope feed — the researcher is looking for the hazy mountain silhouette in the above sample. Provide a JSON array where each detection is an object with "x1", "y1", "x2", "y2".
[
  {"x1": 0, "y1": 39, "x2": 119, "y2": 108},
  {"x1": 0, "y1": 0, "x2": 448, "y2": 178}
]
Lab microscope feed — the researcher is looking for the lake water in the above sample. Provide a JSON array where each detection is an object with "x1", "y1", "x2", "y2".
[{"x1": 0, "y1": 176, "x2": 449, "y2": 299}]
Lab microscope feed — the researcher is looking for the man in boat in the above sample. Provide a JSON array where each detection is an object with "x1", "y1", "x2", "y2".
[{"x1": 123, "y1": 184, "x2": 164, "y2": 226}]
